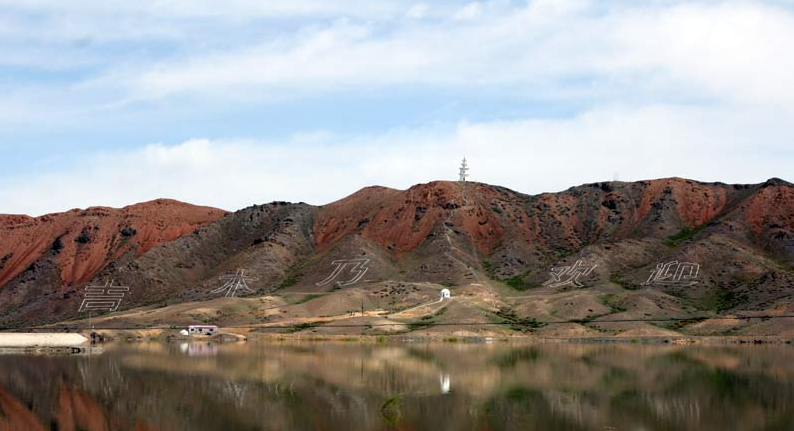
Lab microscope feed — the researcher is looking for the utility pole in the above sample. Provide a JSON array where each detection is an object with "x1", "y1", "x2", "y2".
[{"x1": 459, "y1": 157, "x2": 469, "y2": 204}]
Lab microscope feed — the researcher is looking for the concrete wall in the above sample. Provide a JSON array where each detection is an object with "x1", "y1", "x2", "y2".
[{"x1": 0, "y1": 333, "x2": 88, "y2": 347}]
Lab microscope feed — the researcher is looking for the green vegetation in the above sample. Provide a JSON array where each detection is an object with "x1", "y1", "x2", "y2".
[
  {"x1": 276, "y1": 260, "x2": 310, "y2": 290},
  {"x1": 503, "y1": 274, "x2": 538, "y2": 290},
  {"x1": 570, "y1": 316, "x2": 596, "y2": 324},
  {"x1": 665, "y1": 317, "x2": 708, "y2": 332},
  {"x1": 278, "y1": 273, "x2": 302, "y2": 289},
  {"x1": 713, "y1": 288, "x2": 746, "y2": 313},
  {"x1": 381, "y1": 395, "x2": 403, "y2": 426},
  {"x1": 496, "y1": 307, "x2": 546, "y2": 332},
  {"x1": 407, "y1": 307, "x2": 447, "y2": 331},
  {"x1": 664, "y1": 225, "x2": 705, "y2": 247},
  {"x1": 610, "y1": 273, "x2": 641, "y2": 290},
  {"x1": 599, "y1": 293, "x2": 627, "y2": 313},
  {"x1": 286, "y1": 321, "x2": 321, "y2": 333},
  {"x1": 490, "y1": 347, "x2": 542, "y2": 368},
  {"x1": 482, "y1": 260, "x2": 538, "y2": 291},
  {"x1": 482, "y1": 260, "x2": 496, "y2": 277},
  {"x1": 503, "y1": 386, "x2": 542, "y2": 402},
  {"x1": 293, "y1": 294, "x2": 322, "y2": 305},
  {"x1": 406, "y1": 321, "x2": 431, "y2": 331}
]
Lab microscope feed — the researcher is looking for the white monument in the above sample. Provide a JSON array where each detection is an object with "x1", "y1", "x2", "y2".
[{"x1": 440, "y1": 288, "x2": 451, "y2": 300}]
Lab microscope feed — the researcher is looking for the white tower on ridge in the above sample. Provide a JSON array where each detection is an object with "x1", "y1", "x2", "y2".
[{"x1": 459, "y1": 157, "x2": 469, "y2": 203}]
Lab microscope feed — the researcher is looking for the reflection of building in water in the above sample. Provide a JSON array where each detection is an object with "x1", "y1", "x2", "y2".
[
  {"x1": 179, "y1": 342, "x2": 218, "y2": 357},
  {"x1": 440, "y1": 288, "x2": 451, "y2": 300},
  {"x1": 439, "y1": 373, "x2": 451, "y2": 394}
]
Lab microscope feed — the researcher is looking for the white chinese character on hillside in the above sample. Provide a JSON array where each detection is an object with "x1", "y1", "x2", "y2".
[
  {"x1": 316, "y1": 259, "x2": 370, "y2": 287},
  {"x1": 642, "y1": 261, "x2": 700, "y2": 286},
  {"x1": 542, "y1": 260, "x2": 597, "y2": 288},
  {"x1": 211, "y1": 269, "x2": 259, "y2": 298},
  {"x1": 78, "y1": 280, "x2": 129, "y2": 312}
]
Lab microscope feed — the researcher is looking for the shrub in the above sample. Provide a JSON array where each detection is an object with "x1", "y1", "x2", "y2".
[{"x1": 664, "y1": 225, "x2": 705, "y2": 247}]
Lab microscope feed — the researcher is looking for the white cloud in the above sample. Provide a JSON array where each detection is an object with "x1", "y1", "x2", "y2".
[
  {"x1": 607, "y1": 2, "x2": 794, "y2": 105},
  {"x1": 1, "y1": 103, "x2": 791, "y2": 216},
  {"x1": 0, "y1": 0, "x2": 406, "y2": 20},
  {"x1": 453, "y1": 2, "x2": 482, "y2": 20},
  {"x1": 407, "y1": 3, "x2": 429, "y2": 18},
  {"x1": 2, "y1": 0, "x2": 794, "y2": 127},
  {"x1": 0, "y1": 0, "x2": 792, "y2": 215},
  {"x1": 118, "y1": 0, "x2": 794, "y2": 108}
]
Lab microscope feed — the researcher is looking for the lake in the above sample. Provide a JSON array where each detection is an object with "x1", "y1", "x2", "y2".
[{"x1": 0, "y1": 341, "x2": 793, "y2": 430}]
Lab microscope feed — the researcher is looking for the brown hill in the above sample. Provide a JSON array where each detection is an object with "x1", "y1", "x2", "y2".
[
  {"x1": 314, "y1": 178, "x2": 792, "y2": 279},
  {"x1": 0, "y1": 199, "x2": 226, "y2": 291},
  {"x1": 1, "y1": 178, "x2": 793, "y2": 334}
]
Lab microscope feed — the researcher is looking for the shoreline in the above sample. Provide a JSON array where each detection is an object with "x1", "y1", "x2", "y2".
[
  {"x1": 7, "y1": 329, "x2": 793, "y2": 346},
  {"x1": 243, "y1": 333, "x2": 794, "y2": 345}
]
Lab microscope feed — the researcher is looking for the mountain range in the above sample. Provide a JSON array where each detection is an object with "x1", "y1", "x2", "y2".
[{"x1": 1, "y1": 177, "x2": 792, "y2": 337}]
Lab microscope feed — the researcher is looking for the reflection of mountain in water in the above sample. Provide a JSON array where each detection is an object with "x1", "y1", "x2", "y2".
[{"x1": 0, "y1": 343, "x2": 793, "y2": 431}]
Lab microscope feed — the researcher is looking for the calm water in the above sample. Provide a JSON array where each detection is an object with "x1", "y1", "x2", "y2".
[{"x1": 1, "y1": 341, "x2": 793, "y2": 431}]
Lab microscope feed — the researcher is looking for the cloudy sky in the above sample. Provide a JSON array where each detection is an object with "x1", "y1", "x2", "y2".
[{"x1": 1, "y1": 0, "x2": 792, "y2": 215}]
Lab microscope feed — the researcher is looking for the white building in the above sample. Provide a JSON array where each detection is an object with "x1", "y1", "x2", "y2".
[
  {"x1": 187, "y1": 325, "x2": 219, "y2": 336},
  {"x1": 440, "y1": 288, "x2": 451, "y2": 300}
]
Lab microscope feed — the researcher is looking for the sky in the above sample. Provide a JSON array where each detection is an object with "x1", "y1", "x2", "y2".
[{"x1": 0, "y1": 0, "x2": 792, "y2": 216}]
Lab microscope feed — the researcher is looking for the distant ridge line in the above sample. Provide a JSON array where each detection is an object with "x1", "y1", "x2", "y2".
[{"x1": 20, "y1": 314, "x2": 794, "y2": 332}]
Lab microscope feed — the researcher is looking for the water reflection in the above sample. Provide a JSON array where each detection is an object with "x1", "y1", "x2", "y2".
[
  {"x1": 0, "y1": 342, "x2": 793, "y2": 430},
  {"x1": 179, "y1": 342, "x2": 218, "y2": 357},
  {"x1": 439, "y1": 373, "x2": 451, "y2": 394}
]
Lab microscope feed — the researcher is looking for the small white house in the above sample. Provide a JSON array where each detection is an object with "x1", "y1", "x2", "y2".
[
  {"x1": 440, "y1": 288, "x2": 451, "y2": 300},
  {"x1": 187, "y1": 325, "x2": 219, "y2": 336}
]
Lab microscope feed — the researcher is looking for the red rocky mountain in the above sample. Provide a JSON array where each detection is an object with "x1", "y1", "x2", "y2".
[{"x1": 0, "y1": 178, "x2": 792, "y2": 330}]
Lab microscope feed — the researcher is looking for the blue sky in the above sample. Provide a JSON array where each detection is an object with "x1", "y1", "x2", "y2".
[{"x1": 1, "y1": 0, "x2": 793, "y2": 215}]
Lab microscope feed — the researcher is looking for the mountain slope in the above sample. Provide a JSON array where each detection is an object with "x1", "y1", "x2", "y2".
[
  {"x1": 1, "y1": 177, "x2": 792, "y2": 334},
  {"x1": 0, "y1": 200, "x2": 227, "y2": 326},
  {"x1": 0, "y1": 199, "x2": 227, "y2": 289}
]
